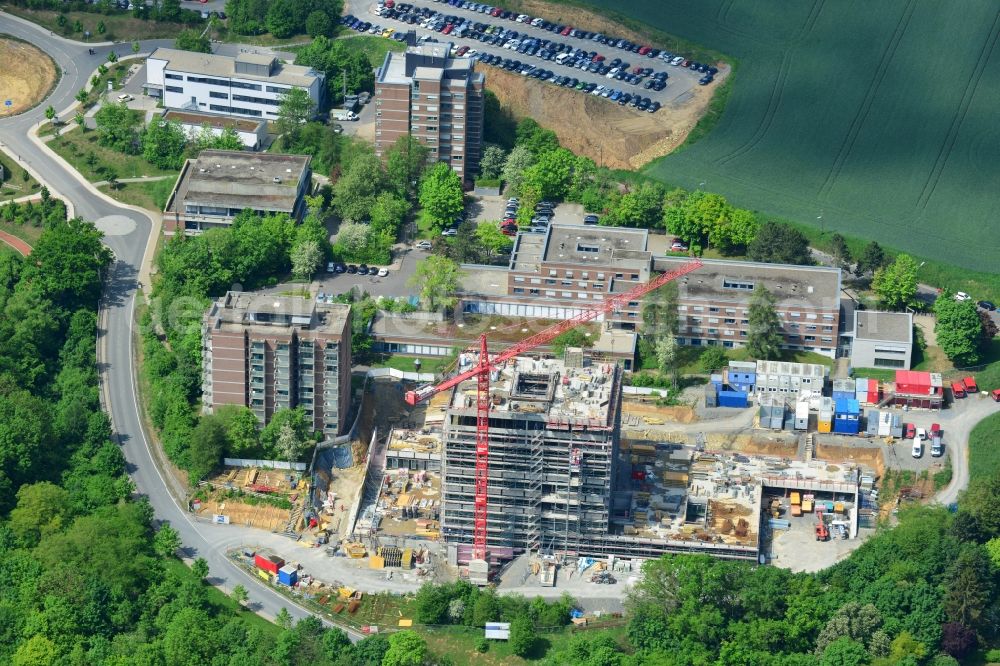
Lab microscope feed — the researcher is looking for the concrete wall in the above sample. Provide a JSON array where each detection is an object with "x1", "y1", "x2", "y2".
[{"x1": 851, "y1": 337, "x2": 912, "y2": 370}]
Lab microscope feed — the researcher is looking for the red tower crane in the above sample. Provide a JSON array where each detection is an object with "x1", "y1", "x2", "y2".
[{"x1": 404, "y1": 259, "x2": 703, "y2": 561}]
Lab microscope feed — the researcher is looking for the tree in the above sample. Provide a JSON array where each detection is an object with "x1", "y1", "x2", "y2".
[
  {"x1": 10, "y1": 482, "x2": 73, "y2": 546},
  {"x1": 820, "y1": 637, "x2": 869, "y2": 666},
  {"x1": 520, "y1": 147, "x2": 576, "y2": 201},
  {"x1": 604, "y1": 182, "x2": 665, "y2": 228},
  {"x1": 747, "y1": 221, "x2": 812, "y2": 265},
  {"x1": 188, "y1": 414, "x2": 226, "y2": 480},
  {"x1": 45, "y1": 105, "x2": 55, "y2": 122},
  {"x1": 294, "y1": 36, "x2": 375, "y2": 106},
  {"x1": 132, "y1": 41, "x2": 141, "y2": 55},
  {"x1": 334, "y1": 222, "x2": 371, "y2": 255},
  {"x1": 934, "y1": 294, "x2": 983, "y2": 366},
  {"x1": 515, "y1": 117, "x2": 559, "y2": 155},
  {"x1": 369, "y1": 192, "x2": 409, "y2": 238},
  {"x1": 74, "y1": 112, "x2": 85, "y2": 128},
  {"x1": 700, "y1": 346, "x2": 728, "y2": 373},
  {"x1": 276, "y1": 422, "x2": 308, "y2": 462},
  {"x1": 979, "y1": 309, "x2": 998, "y2": 351},
  {"x1": 276, "y1": 607, "x2": 294, "y2": 630},
  {"x1": 73, "y1": 19, "x2": 83, "y2": 33},
  {"x1": 153, "y1": 522, "x2": 182, "y2": 557},
  {"x1": 97, "y1": 20, "x2": 106, "y2": 35},
  {"x1": 385, "y1": 135, "x2": 430, "y2": 198},
  {"x1": 655, "y1": 333, "x2": 680, "y2": 388},
  {"x1": 75, "y1": 88, "x2": 88, "y2": 104},
  {"x1": 829, "y1": 233, "x2": 852, "y2": 269},
  {"x1": 226, "y1": 0, "x2": 269, "y2": 35},
  {"x1": 291, "y1": 239, "x2": 323, "y2": 279},
  {"x1": 479, "y1": 144, "x2": 507, "y2": 180},
  {"x1": 509, "y1": 614, "x2": 537, "y2": 657},
  {"x1": 21, "y1": 217, "x2": 113, "y2": 310},
  {"x1": 643, "y1": 281, "x2": 679, "y2": 338},
  {"x1": 943, "y1": 546, "x2": 995, "y2": 627},
  {"x1": 94, "y1": 101, "x2": 140, "y2": 154},
  {"x1": 107, "y1": 50, "x2": 118, "y2": 63},
  {"x1": 231, "y1": 584, "x2": 249, "y2": 607},
  {"x1": 12, "y1": 635, "x2": 60, "y2": 666},
  {"x1": 746, "y1": 286, "x2": 783, "y2": 360},
  {"x1": 276, "y1": 88, "x2": 315, "y2": 143},
  {"x1": 192, "y1": 556, "x2": 209, "y2": 581},
  {"x1": 940, "y1": 623, "x2": 976, "y2": 659},
  {"x1": 305, "y1": 9, "x2": 333, "y2": 37},
  {"x1": 142, "y1": 119, "x2": 188, "y2": 169},
  {"x1": 174, "y1": 29, "x2": 212, "y2": 53},
  {"x1": 266, "y1": 0, "x2": 304, "y2": 38},
  {"x1": 216, "y1": 405, "x2": 260, "y2": 456},
  {"x1": 501, "y1": 146, "x2": 535, "y2": 194},
  {"x1": 408, "y1": 255, "x2": 460, "y2": 312},
  {"x1": 551, "y1": 329, "x2": 595, "y2": 356},
  {"x1": 855, "y1": 241, "x2": 887, "y2": 277},
  {"x1": 872, "y1": 254, "x2": 919, "y2": 310},
  {"x1": 986, "y1": 537, "x2": 1000, "y2": 567},
  {"x1": 419, "y1": 162, "x2": 464, "y2": 229},
  {"x1": 333, "y1": 151, "x2": 387, "y2": 222},
  {"x1": 475, "y1": 222, "x2": 513, "y2": 258},
  {"x1": 382, "y1": 630, "x2": 427, "y2": 666}
]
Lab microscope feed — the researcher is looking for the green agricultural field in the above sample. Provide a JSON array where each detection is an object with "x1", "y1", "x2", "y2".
[{"x1": 580, "y1": 0, "x2": 1000, "y2": 272}]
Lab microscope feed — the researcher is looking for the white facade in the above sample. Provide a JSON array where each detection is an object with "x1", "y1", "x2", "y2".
[{"x1": 146, "y1": 48, "x2": 323, "y2": 121}]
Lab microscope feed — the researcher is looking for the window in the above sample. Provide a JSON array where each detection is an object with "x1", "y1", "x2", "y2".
[
  {"x1": 187, "y1": 75, "x2": 230, "y2": 87},
  {"x1": 165, "y1": 73, "x2": 183, "y2": 80},
  {"x1": 233, "y1": 94, "x2": 279, "y2": 106},
  {"x1": 723, "y1": 279, "x2": 754, "y2": 290},
  {"x1": 230, "y1": 81, "x2": 262, "y2": 91},
  {"x1": 165, "y1": 85, "x2": 183, "y2": 93},
  {"x1": 577, "y1": 293, "x2": 588, "y2": 299},
  {"x1": 577, "y1": 244, "x2": 599, "y2": 253},
  {"x1": 209, "y1": 91, "x2": 228, "y2": 99},
  {"x1": 513, "y1": 288, "x2": 525, "y2": 294},
  {"x1": 709, "y1": 307, "x2": 719, "y2": 313},
  {"x1": 561, "y1": 291, "x2": 572, "y2": 298},
  {"x1": 631, "y1": 273, "x2": 639, "y2": 279},
  {"x1": 725, "y1": 318, "x2": 736, "y2": 324},
  {"x1": 266, "y1": 85, "x2": 289, "y2": 94},
  {"x1": 545, "y1": 290, "x2": 556, "y2": 297},
  {"x1": 544, "y1": 279, "x2": 555, "y2": 285},
  {"x1": 513, "y1": 276, "x2": 525, "y2": 283},
  {"x1": 874, "y1": 357, "x2": 905, "y2": 368}
]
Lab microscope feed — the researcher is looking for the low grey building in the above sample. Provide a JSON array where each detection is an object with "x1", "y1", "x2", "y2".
[
  {"x1": 163, "y1": 150, "x2": 311, "y2": 235},
  {"x1": 848, "y1": 311, "x2": 913, "y2": 370}
]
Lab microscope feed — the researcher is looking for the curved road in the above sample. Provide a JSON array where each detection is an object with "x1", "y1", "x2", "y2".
[{"x1": 0, "y1": 13, "x2": 351, "y2": 634}]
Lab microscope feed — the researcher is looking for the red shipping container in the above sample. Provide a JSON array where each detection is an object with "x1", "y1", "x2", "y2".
[{"x1": 255, "y1": 553, "x2": 284, "y2": 574}]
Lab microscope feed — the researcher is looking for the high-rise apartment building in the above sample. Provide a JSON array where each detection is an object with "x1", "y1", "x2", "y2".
[
  {"x1": 201, "y1": 292, "x2": 352, "y2": 438},
  {"x1": 374, "y1": 42, "x2": 485, "y2": 181}
]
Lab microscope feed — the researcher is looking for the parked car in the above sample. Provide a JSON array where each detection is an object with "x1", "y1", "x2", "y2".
[
  {"x1": 904, "y1": 423, "x2": 915, "y2": 439},
  {"x1": 912, "y1": 439, "x2": 923, "y2": 458},
  {"x1": 326, "y1": 262, "x2": 335, "y2": 273},
  {"x1": 357, "y1": 264, "x2": 369, "y2": 275},
  {"x1": 916, "y1": 427, "x2": 927, "y2": 441},
  {"x1": 583, "y1": 214, "x2": 599, "y2": 225},
  {"x1": 670, "y1": 239, "x2": 689, "y2": 251},
  {"x1": 415, "y1": 240, "x2": 433, "y2": 249},
  {"x1": 978, "y1": 300, "x2": 997, "y2": 311},
  {"x1": 377, "y1": 267, "x2": 389, "y2": 277},
  {"x1": 954, "y1": 291, "x2": 971, "y2": 301},
  {"x1": 441, "y1": 228, "x2": 458, "y2": 236},
  {"x1": 346, "y1": 264, "x2": 358, "y2": 274}
]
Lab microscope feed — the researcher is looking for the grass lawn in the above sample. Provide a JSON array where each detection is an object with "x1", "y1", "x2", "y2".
[
  {"x1": 370, "y1": 354, "x2": 456, "y2": 375},
  {"x1": 338, "y1": 34, "x2": 406, "y2": 67},
  {"x1": 967, "y1": 338, "x2": 1000, "y2": 392},
  {"x1": 968, "y1": 412, "x2": 1000, "y2": 484},
  {"x1": 0, "y1": 153, "x2": 41, "y2": 201},
  {"x1": 161, "y1": 558, "x2": 282, "y2": 640},
  {"x1": 852, "y1": 368, "x2": 896, "y2": 383},
  {"x1": 100, "y1": 178, "x2": 176, "y2": 211},
  {"x1": 49, "y1": 127, "x2": 177, "y2": 183},
  {"x1": 4, "y1": 7, "x2": 201, "y2": 41},
  {"x1": 216, "y1": 26, "x2": 315, "y2": 47}
]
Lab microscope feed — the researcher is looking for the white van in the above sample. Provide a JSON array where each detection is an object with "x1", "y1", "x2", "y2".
[
  {"x1": 912, "y1": 439, "x2": 923, "y2": 458},
  {"x1": 332, "y1": 110, "x2": 358, "y2": 122}
]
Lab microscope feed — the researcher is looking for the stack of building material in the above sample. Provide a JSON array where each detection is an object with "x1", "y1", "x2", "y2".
[
  {"x1": 817, "y1": 397, "x2": 833, "y2": 433},
  {"x1": 866, "y1": 411, "x2": 880, "y2": 436},
  {"x1": 832, "y1": 379, "x2": 855, "y2": 402},
  {"x1": 833, "y1": 399, "x2": 861, "y2": 435}
]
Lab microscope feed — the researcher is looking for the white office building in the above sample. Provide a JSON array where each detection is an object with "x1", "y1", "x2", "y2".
[{"x1": 145, "y1": 48, "x2": 324, "y2": 120}]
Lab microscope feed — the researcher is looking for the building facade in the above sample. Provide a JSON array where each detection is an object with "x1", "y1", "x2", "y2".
[
  {"x1": 146, "y1": 49, "x2": 323, "y2": 120},
  {"x1": 375, "y1": 42, "x2": 485, "y2": 181},
  {"x1": 163, "y1": 150, "x2": 311, "y2": 235},
  {"x1": 161, "y1": 110, "x2": 266, "y2": 150},
  {"x1": 848, "y1": 311, "x2": 913, "y2": 370},
  {"x1": 457, "y1": 225, "x2": 843, "y2": 358},
  {"x1": 201, "y1": 292, "x2": 352, "y2": 438}
]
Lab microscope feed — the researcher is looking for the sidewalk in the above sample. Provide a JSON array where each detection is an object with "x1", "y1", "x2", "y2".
[{"x1": 0, "y1": 230, "x2": 32, "y2": 256}]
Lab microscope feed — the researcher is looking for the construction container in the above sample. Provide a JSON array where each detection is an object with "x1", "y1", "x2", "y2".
[
  {"x1": 725, "y1": 361, "x2": 757, "y2": 393},
  {"x1": 866, "y1": 411, "x2": 880, "y2": 436},
  {"x1": 951, "y1": 381, "x2": 967, "y2": 399},
  {"x1": 790, "y1": 492, "x2": 801, "y2": 505},
  {"x1": 254, "y1": 553, "x2": 284, "y2": 575},
  {"x1": 817, "y1": 417, "x2": 832, "y2": 433},
  {"x1": 832, "y1": 378, "x2": 855, "y2": 402},
  {"x1": 790, "y1": 504, "x2": 803, "y2": 517},
  {"x1": 890, "y1": 414, "x2": 903, "y2": 438},
  {"x1": 878, "y1": 411, "x2": 893, "y2": 437},
  {"x1": 718, "y1": 390, "x2": 749, "y2": 408},
  {"x1": 833, "y1": 398, "x2": 861, "y2": 434},
  {"x1": 795, "y1": 402, "x2": 809, "y2": 430},
  {"x1": 769, "y1": 401, "x2": 785, "y2": 429},
  {"x1": 710, "y1": 373, "x2": 723, "y2": 387},
  {"x1": 704, "y1": 383, "x2": 718, "y2": 407},
  {"x1": 802, "y1": 499, "x2": 813, "y2": 513},
  {"x1": 278, "y1": 564, "x2": 298, "y2": 586}
]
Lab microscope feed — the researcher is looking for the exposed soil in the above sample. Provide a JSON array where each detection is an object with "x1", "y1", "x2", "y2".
[
  {"x1": 814, "y1": 443, "x2": 885, "y2": 477},
  {"x1": 485, "y1": 64, "x2": 728, "y2": 170},
  {"x1": 705, "y1": 432, "x2": 799, "y2": 457},
  {"x1": 0, "y1": 37, "x2": 58, "y2": 116},
  {"x1": 622, "y1": 400, "x2": 696, "y2": 423},
  {"x1": 195, "y1": 498, "x2": 290, "y2": 532}
]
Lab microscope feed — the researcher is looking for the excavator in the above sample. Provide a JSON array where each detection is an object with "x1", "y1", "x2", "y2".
[{"x1": 815, "y1": 519, "x2": 829, "y2": 542}]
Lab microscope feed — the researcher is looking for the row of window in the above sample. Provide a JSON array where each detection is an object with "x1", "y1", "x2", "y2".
[
  {"x1": 233, "y1": 93, "x2": 280, "y2": 106},
  {"x1": 209, "y1": 104, "x2": 262, "y2": 117}
]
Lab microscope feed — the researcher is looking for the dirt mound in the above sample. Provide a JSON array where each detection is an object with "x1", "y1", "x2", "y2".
[
  {"x1": 814, "y1": 443, "x2": 884, "y2": 476},
  {"x1": 0, "y1": 37, "x2": 58, "y2": 116}
]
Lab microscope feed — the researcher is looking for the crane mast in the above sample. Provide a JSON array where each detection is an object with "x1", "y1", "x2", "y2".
[{"x1": 404, "y1": 259, "x2": 703, "y2": 564}]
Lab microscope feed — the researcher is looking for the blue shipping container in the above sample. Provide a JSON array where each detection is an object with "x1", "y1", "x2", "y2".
[
  {"x1": 718, "y1": 390, "x2": 748, "y2": 408},
  {"x1": 833, "y1": 419, "x2": 861, "y2": 434},
  {"x1": 278, "y1": 565, "x2": 298, "y2": 586}
]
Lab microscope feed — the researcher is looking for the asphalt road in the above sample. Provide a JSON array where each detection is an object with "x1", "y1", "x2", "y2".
[
  {"x1": 0, "y1": 12, "x2": 355, "y2": 636},
  {"x1": 344, "y1": 0, "x2": 706, "y2": 106}
]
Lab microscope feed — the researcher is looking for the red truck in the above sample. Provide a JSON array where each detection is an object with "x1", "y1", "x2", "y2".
[
  {"x1": 951, "y1": 381, "x2": 967, "y2": 399},
  {"x1": 964, "y1": 376, "x2": 979, "y2": 393},
  {"x1": 992, "y1": 388, "x2": 1000, "y2": 402}
]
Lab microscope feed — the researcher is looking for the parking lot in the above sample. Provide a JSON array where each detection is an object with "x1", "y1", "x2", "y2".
[{"x1": 344, "y1": 0, "x2": 715, "y2": 107}]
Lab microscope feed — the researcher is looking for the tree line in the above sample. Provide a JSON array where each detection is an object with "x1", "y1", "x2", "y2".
[{"x1": 226, "y1": 0, "x2": 343, "y2": 40}]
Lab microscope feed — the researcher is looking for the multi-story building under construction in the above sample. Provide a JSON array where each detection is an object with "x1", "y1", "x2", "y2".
[{"x1": 440, "y1": 355, "x2": 621, "y2": 557}]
